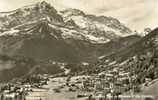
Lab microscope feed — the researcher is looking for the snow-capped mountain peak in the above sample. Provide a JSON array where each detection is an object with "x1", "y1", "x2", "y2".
[{"x1": 60, "y1": 8, "x2": 134, "y2": 41}]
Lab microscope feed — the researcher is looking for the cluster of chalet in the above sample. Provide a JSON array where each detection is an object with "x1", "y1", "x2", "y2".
[{"x1": 0, "y1": 74, "x2": 49, "y2": 100}]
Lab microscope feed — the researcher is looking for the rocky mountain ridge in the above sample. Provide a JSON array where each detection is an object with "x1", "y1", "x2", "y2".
[{"x1": 0, "y1": 1, "x2": 134, "y2": 44}]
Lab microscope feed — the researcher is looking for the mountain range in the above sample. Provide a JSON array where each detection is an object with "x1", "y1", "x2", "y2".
[
  {"x1": 0, "y1": 1, "x2": 152, "y2": 82},
  {"x1": 0, "y1": 1, "x2": 139, "y2": 63}
]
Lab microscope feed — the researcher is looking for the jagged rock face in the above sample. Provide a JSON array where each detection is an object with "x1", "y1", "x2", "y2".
[
  {"x1": 86, "y1": 15, "x2": 131, "y2": 34},
  {"x1": 0, "y1": 1, "x2": 64, "y2": 29},
  {"x1": 60, "y1": 8, "x2": 133, "y2": 40}
]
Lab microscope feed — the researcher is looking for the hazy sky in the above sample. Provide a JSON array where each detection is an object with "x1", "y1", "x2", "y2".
[{"x1": 0, "y1": 0, "x2": 158, "y2": 31}]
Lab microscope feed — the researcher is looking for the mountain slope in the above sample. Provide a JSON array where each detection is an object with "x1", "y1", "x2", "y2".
[
  {"x1": 97, "y1": 35, "x2": 141, "y2": 58},
  {"x1": 0, "y1": 20, "x2": 96, "y2": 63},
  {"x1": 101, "y1": 28, "x2": 158, "y2": 63},
  {"x1": 0, "y1": 55, "x2": 65, "y2": 82}
]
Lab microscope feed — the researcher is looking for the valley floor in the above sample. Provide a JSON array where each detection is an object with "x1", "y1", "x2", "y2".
[
  {"x1": 26, "y1": 77, "x2": 89, "y2": 100},
  {"x1": 25, "y1": 76, "x2": 158, "y2": 100}
]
